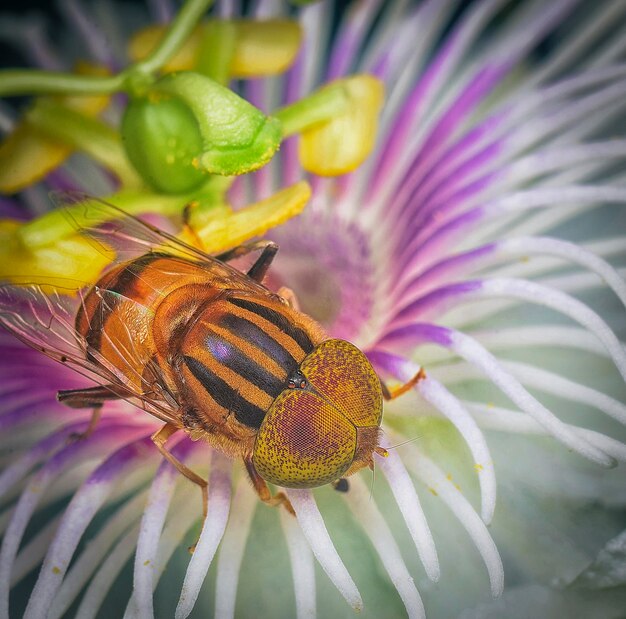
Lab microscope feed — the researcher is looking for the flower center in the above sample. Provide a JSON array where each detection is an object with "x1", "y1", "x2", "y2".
[{"x1": 272, "y1": 212, "x2": 375, "y2": 343}]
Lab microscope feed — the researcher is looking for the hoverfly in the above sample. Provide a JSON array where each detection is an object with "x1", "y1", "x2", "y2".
[{"x1": 0, "y1": 194, "x2": 422, "y2": 515}]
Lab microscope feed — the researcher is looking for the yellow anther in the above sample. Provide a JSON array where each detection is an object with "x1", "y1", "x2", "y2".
[
  {"x1": 0, "y1": 219, "x2": 111, "y2": 292},
  {"x1": 298, "y1": 74, "x2": 385, "y2": 176},
  {"x1": 230, "y1": 20, "x2": 301, "y2": 77},
  {"x1": 0, "y1": 63, "x2": 111, "y2": 194},
  {"x1": 180, "y1": 180, "x2": 311, "y2": 253},
  {"x1": 129, "y1": 20, "x2": 301, "y2": 77}
]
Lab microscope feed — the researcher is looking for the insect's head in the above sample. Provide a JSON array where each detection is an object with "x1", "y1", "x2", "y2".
[{"x1": 252, "y1": 339, "x2": 383, "y2": 488}]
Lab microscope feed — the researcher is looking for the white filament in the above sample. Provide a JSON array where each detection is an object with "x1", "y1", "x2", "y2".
[
  {"x1": 214, "y1": 480, "x2": 258, "y2": 619},
  {"x1": 434, "y1": 359, "x2": 626, "y2": 426},
  {"x1": 126, "y1": 458, "x2": 180, "y2": 619},
  {"x1": 498, "y1": 236, "x2": 626, "y2": 307},
  {"x1": 394, "y1": 437, "x2": 505, "y2": 597},
  {"x1": 466, "y1": 403, "x2": 626, "y2": 462},
  {"x1": 502, "y1": 141, "x2": 626, "y2": 189},
  {"x1": 503, "y1": 361, "x2": 626, "y2": 426},
  {"x1": 23, "y1": 481, "x2": 119, "y2": 619},
  {"x1": 468, "y1": 325, "x2": 607, "y2": 357},
  {"x1": 524, "y1": 1, "x2": 626, "y2": 88},
  {"x1": 147, "y1": 486, "x2": 201, "y2": 586},
  {"x1": 73, "y1": 525, "x2": 142, "y2": 619},
  {"x1": 375, "y1": 440, "x2": 440, "y2": 581},
  {"x1": 486, "y1": 237, "x2": 626, "y2": 281},
  {"x1": 449, "y1": 331, "x2": 615, "y2": 466},
  {"x1": 286, "y1": 489, "x2": 363, "y2": 611},
  {"x1": 279, "y1": 508, "x2": 316, "y2": 619},
  {"x1": 479, "y1": 278, "x2": 626, "y2": 380},
  {"x1": 487, "y1": 185, "x2": 626, "y2": 215},
  {"x1": 175, "y1": 453, "x2": 232, "y2": 619},
  {"x1": 11, "y1": 515, "x2": 61, "y2": 589},
  {"x1": 343, "y1": 475, "x2": 426, "y2": 619},
  {"x1": 414, "y1": 376, "x2": 497, "y2": 524},
  {"x1": 49, "y1": 492, "x2": 147, "y2": 618}
]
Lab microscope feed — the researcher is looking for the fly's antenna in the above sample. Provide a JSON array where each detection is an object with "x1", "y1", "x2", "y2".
[{"x1": 385, "y1": 434, "x2": 423, "y2": 450}]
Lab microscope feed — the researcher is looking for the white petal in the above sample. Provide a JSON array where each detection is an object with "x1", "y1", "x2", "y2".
[
  {"x1": 214, "y1": 479, "x2": 258, "y2": 619},
  {"x1": 343, "y1": 475, "x2": 426, "y2": 619},
  {"x1": 175, "y1": 452, "x2": 232, "y2": 619},
  {"x1": 376, "y1": 437, "x2": 440, "y2": 581},
  {"x1": 286, "y1": 488, "x2": 363, "y2": 611}
]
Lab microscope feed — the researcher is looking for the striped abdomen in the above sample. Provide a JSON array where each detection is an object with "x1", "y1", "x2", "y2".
[
  {"x1": 170, "y1": 292, "x2": 325, "y2": 434},
  {"x1": 75, "y1": 252, "x2": 239, "y2": 392}
]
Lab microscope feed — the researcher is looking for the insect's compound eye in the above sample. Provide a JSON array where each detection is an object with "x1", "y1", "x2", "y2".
[
  {"x1": 253, "y1": 389, "x2": 357, "y2": 488},
  {"x1": 299, "y1": 339, "x2": 383, "y2": 428},
  {"x1": 252, "y1": 339, "x2": 383, "y2": 488}
]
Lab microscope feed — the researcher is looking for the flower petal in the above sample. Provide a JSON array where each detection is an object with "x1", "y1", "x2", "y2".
[
  {"x1": 175, "y1": 451, "x2": 232, "y2": 619},
  {"x1": 286, "y1": 488, "x2": 363, "y2": 612},
  {"x1": 214, "y1": 478, "x2": 258, "y2": 619},
  {"x1": 342, "y1": 474, "x2": 426, "y2": 619}
]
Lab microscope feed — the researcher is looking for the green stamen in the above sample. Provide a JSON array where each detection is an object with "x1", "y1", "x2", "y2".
[{"x1": 275, "y1": 82, "x2": 352, "y2": 137}]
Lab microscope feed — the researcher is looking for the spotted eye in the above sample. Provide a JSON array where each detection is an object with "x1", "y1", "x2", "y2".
[
  {"x1": 300, "y1": 339, "x2": 383, "y2": 428},
  {"x1": 253, "y1": 389, "x2": 357, "y2": 487},
  {"x1": 252, "y1": 339, "x2": 383, "y2": 488}
]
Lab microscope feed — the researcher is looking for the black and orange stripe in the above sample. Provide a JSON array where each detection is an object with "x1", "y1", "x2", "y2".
[
  {"x1": 180, "y1": 293, "x2": 317, "y2": 430},
  {"x1": 76, "y1": 253, "x2": 162, "y2": 361},
  {"x1": 77, "y1": 251, "x2": 323, "y2": 433},
  {"x1": 76, "y1": 253, "x2": 219, "y2": 389}
]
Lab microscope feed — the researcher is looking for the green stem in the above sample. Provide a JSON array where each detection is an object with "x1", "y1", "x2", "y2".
[
  {"x1": 196, "y1": 21, "x2": 237, "y2": 84},
  {"x1": 274, "y1": 82, "x2": 351, "y2": 137},
  {"x1": 130, "y1": 0, "x2": 215, "y2": 77},
  {"x1": 0, "y1": 0, "x2": 213, "y2": 98},
  {"x1": 0, "y1": 70, "x2": 124, "y2": 97},
  {"x1": 26, "y1": 100, "x2": 141, "y2": 187}
]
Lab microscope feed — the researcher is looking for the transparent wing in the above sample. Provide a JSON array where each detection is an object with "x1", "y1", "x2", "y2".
[
  {"x1": 0, "y1": 279, "x2": 180, "y2": 425},
  {"x1": 1, "y1": 191, "x2": 273, "y2": 423},
  {"x1": 49, "y1": 191, "x2": 260, "y2": 290}
]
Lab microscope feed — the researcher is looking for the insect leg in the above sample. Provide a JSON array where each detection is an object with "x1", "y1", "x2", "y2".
[
  {"x1": 57, "y1": 385, "x2": 122, "y2": 441},
  {"x1": 57, "y1": 385, "x2": 125, "y2": 408},
  {"x1": 215, "y1": 239, "x2": 276, "y2": 263},
  {"x1": 246, "y1": 242, "x2": 279, "y2": 282},
  {"x1": 243, "y1": 457, "x2": 295, "y2": 516},
  {"x1": 380, "y1": 367, "x2": 427, "y2": 401},
  {"x1": 215, "y1": 241, "x2": 279, "y2": 283},
  {"x1": 151, "y1": 424, "x2": 209, "y2": 521}
]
